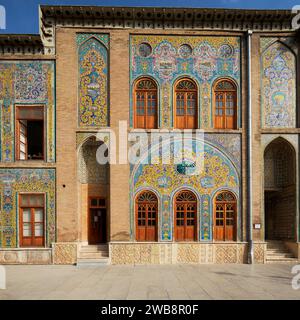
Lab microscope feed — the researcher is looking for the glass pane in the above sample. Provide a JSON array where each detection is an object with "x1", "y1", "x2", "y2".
[
  {"x1": 17, "y1": 107, "x2": 44, "y2": 120},
  {"x1": 20, "y1": 152, "x2": 26, "y2": 160},
  {"x1": 34, "y1": 223, "x2": 44, "y2": 237},
  {"x1": 23, "y1": 208, "x2": 31, "y2": 222},
  {"x1": 91, "y1": 198, "x2": 97, "y2": 206},
  {"x1": 34, "y1": 208, "x2": 43, "y2": 223},
  {"x1": 30, "y1": 194, "x2": 44, "y2": 207},
  {"x1": 20, "y1": 195, "x2": 30, "y2": 206},
  {"x1": 23, "y1": 223, "x2": 31, "y2": 237},
  {"x1": 98, "y1": 199, "x2": 105, "y2": 207}
]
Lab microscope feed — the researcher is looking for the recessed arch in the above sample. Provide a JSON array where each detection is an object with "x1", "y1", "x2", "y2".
[
  {"x1": 133, "y1": 77, "x2": 158, "y2": 129},
  {"x1": 264, "y1": 137, "x2": 296, "y2": 241},
  {"x1": 77, "y1": 136, "x2": 109, "y2": 244},
  {"x1": 174, "y1": 77, "x2": 198, "y2": 129},
  {"x1": 213, "y1": 78, "x2": 238, "y2": 129},
  {"x1": 213, "y1": 190, "x2": 237, "y2": 241},
  {"x1": 135, "y1": 190, "x2": 158, "y2": 241}
]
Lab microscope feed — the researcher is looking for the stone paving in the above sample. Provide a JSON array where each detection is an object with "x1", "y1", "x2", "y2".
[{"x1": 0, "y1": 263, "x2": 300, "y2": 300}]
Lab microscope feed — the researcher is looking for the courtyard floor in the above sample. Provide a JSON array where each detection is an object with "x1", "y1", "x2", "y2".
[{"x1": 0, "y1": 263, "x2": 299, "y2": 300}]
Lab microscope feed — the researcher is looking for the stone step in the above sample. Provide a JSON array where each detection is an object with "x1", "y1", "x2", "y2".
[
  {"x1": 266, "y1": 258, "x2": 298, "y2": 264},
  {"x1": 78, "y1": 251, "x2": 109, "y2": 259},
  {"x1": 266, "y1": 253, "x2": 295, "y2": 259},
  {"x1": 80, "y1": 245, "x2": 108, "y2": 252},
  {"x1": 76, "y1": 258, "x2": 110, "y2": 266}
]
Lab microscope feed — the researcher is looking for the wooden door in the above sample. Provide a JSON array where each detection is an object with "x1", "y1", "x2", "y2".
[
  {"x1": 175, "y1": 79, "x2": 197, "y2": 129},
  {"x1": 134, "y1": 79, "x2": 157, "y2": 129},
  {"x1": 214, "y1": 80, "x2": 237, "y2": 129},
  {"x1": 88, "y1": 198, "x2": 107, "y2": 244},
  {"x1": 214, "y1": 192, "x2": 236, "y2": 241},
  {"x1": 174, "y1": 191, "x2": 197, "y2": 241},
  {"x1": 136, "y1": 191, "x2": 158, "y2": 241}
]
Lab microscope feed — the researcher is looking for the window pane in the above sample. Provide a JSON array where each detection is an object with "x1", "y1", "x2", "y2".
[
  {"x1": 23, "y1": 223, "x2": 31, "y2": 237},
  {"x1": 23, "y1": 208, "x2": 31, "y2": 222},
  {"x1": 17, "y1": 107, "x2": 44, "y2": 120},
  {"x1": 34, "y1": 223, "x2": 44, "y2": 237},
  {"x1": 29, "y1": 194, "x2": 44, "y2": 207},
  {"x1": 20, "y1": 195, "x2": 30, "y2": 206},
  {"x1": 34, "y1": 208, "x2": 43, "y2": 223},
  {"x1": 91, "y1": 198, "x2": 97, "y2": 206}
]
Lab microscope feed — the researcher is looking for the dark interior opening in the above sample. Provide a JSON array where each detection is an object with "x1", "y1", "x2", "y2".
[{"x1": 27, "y1": 120, "x2": 43, "y2": 160}]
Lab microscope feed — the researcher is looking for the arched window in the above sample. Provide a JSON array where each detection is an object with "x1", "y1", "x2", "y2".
[
  {"x1": 134, "y1": 78, "x2": 158, "y2": 129},
  {"x1": 135, "y1": 191, "x2": 158, "y2": 241},
  {"x1": 175, "y1": 79, "x2": 197, "y2": 129},
  {"x1": 214, "y1": 191, "x2": 237, "y2": 241},
  {"x1": 214, "y1": 79, "x2": 237, "y2": 129},
  {"x1": 174, "y1": 190, "x2": 197, "y2": 241}
]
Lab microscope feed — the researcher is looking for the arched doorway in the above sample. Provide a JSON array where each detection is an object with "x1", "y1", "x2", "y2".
[
  {"x1": 174, "y1": 190, "x2": 197, "y2": 241},
  {"x1": 174, "y1": 78, "x2": 198, "y2": 129},
  {"x1": 78, "y1": 136, "x2": 109, "y2": 244},
  {"x1": 135, "y1": 191, "x2": 158, "y2": 241},
  {"x1": 213, "y1": 191, "x2": 237, "y2": 241},
  {"x1": 264, "y1": 138, "x2": 296, "y2": 241}
]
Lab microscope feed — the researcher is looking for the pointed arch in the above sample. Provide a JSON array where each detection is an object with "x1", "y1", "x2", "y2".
[
  {"x1": 264, "y1": 137, "x2": 296, "y2": 241},
  {"x1": 78, "y1": 37, "x2": 108, "y2": 127},
  {"x1": 261, "y1": 40, "x2": 296, "y2": 128}
]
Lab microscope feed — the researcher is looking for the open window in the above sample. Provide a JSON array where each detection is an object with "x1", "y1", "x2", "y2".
[{"x1": 16, "y1": 106, "x2": 44, "y2": 160}]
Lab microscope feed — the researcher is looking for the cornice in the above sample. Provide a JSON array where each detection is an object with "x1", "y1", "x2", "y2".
[
  {"x1": 0, "y1": 34, "x2": 44, "y2": 56},
  {"x1": 39, "y1": 5, "x2": 298, "y2": 55}
]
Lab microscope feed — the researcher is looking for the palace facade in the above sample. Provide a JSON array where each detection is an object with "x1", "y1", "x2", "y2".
[{"x1": 0, "y1": 5, "x2": 299, "y2": 265}]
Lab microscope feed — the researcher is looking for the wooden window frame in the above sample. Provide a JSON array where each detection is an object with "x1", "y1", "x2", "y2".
[
  {"x1": 213, "y1": 78, "x2": 237, "y2": 130},
  {"x1": 213, "y1": 191, "x2": 237, "y2": 242},
  {"x1": 174, "y1": 190, "x2": 197, "y2": 241},
  {"x1": 174, "y1": 78, "x2": 198, "y2": 129},
  {"x1": 133, "y1": 78, "x2": 158, "y2": 129},
  {"x1": 15, "y1": 105, "x2": 46, "y2": 161},
  {"x1": 19, "y1": 193, "x2": 46, "y2": 248},
  {"x1": 135, "y1": 191, "x2": 158, "y2": 242}
]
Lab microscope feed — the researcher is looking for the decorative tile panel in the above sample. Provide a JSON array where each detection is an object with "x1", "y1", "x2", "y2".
[
  {"x1": 0, "y1": 169, "x2": 56, "y2": 248},
  {"x1": 0, "y1": 61, "x2": 55, "y2": 162},
  {"x1": 261, "y1": 38, "x2": 296, "y2": 128},
  {"x1": 130, "y1": 137, "x2": 241, "y2": 242},
  {"x1": 130, "y1": 35, "x2": 241, "y2": 128},
  {"x1": 77, "y1": 34, "x2": 109, "y2": 128}
]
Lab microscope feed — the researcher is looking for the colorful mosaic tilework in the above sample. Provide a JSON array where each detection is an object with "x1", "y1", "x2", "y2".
[
  {"x1": 0, "y1": 169, "x2": 56, "y2": 248},
  {"x1": 77, "y1": 34, "x2": 109, "y2": 128},
  {"x1": 130, "y1": 136, "x2": 241, "y2": 241},
  {"x1": 0, "y1": 61, "x2": 55, "y2": 162},
  {"x1": 261, "y1": 38, "x2": 296, "y2": 128},
  {"x1": 130, "y1": 35, "x2": 241, "y2": 128}
]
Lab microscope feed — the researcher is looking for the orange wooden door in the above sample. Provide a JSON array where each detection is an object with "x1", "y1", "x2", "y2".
[
  {"x1": 135, "y1": 82, "x2": 157, "y2": 129},
  {"x1": 214, "y1": 85, "x2": 237, "y2": 129},
  {"x1": 175, "y1": 80, "x2": 197, "y2": 129},
  {"x1": 214, "y1": 193, "x2": 236, "y2": 241},
  {"x1": 136, "y1": 193, "x2": 157, "y2": 241},
  {"x1": 174, "y1": 191, "x2": 197, "y2": 241},
  {"x1": 214, "y1": 203, "x2": 225, "y2": 241},
  {"x1": 224, "y1": 203, "x2": 235, "y2": 241}
]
